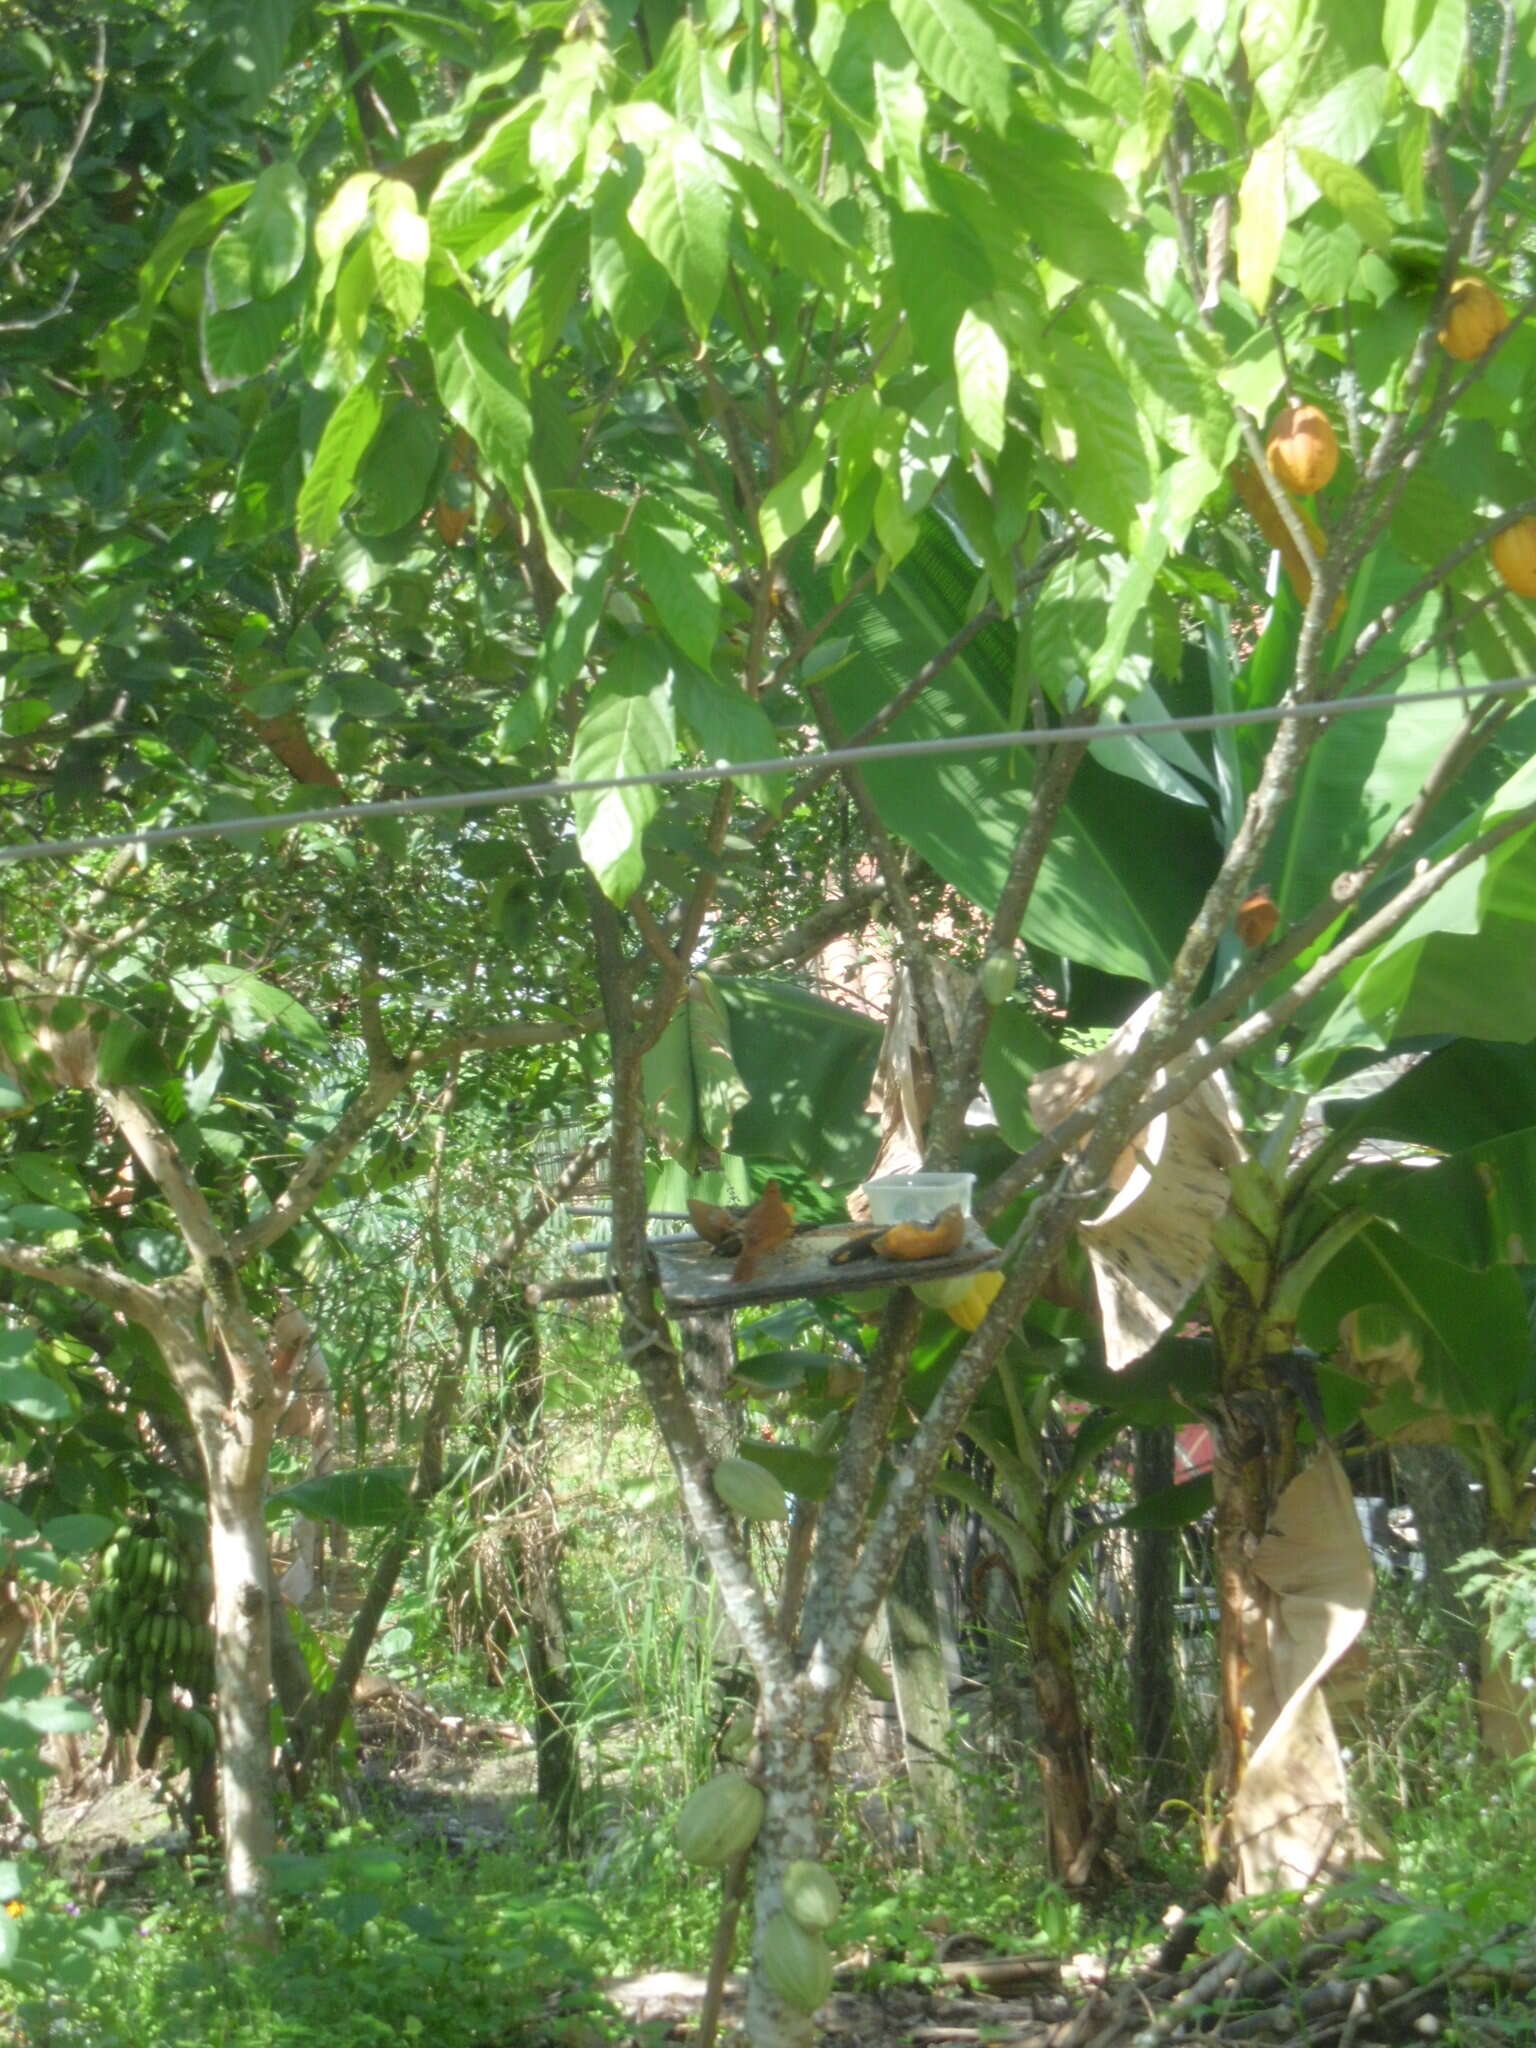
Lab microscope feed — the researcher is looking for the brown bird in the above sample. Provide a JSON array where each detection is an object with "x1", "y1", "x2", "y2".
[
  {"x1": 689, "y1": 1199, "x2": 742, "y2": 1255},
  {"x1": 731, "y1": 1180, "x2": 796, "y2": 1284}
]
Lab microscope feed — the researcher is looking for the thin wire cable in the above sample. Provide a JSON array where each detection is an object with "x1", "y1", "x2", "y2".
[{"x1": 2, "y1": 675, "x2": 1532, "y2": 868}]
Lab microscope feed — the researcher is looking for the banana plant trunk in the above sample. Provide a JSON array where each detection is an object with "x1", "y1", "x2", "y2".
[
  {"x1": 1019, "y1": 1571, "x2": 1101, "y2": 1884},
  {"x1": 1207, "y1": 1162, "x2": 1295, "y2": 1808},
  {"x1": 887, "y1": 1525, "x2": 966, "y2": 1857}
]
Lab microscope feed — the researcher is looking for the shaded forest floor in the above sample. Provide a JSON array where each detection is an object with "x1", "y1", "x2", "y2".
[
  {"x1": 39, "y1": 1694, "x2": 1536, "y2": 2048},
  {"x1": 347, "y1": 1690, "x2": 1536, "y2": 2046}
]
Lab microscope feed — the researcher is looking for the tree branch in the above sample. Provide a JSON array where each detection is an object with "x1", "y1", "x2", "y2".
[
  {"x1": 806, "y1": 679, "x2": 953, "y2": 1069},
  {"x1": 982, "y1": 689, "x2": 1514, "y2": 1222},
  {"x1": 590, "y1": 889, "x2": 793, "y2": 1694},
  {"x1": 98, "y1": 1085, "x2": 235, "y2": 1282},
  {"x1": 229, "y1": 1012, "x2": 598, "y2": 1262},
  {"x1": 927, "y1": 732, "x2": 1092, "y2": 1166},
  {"x1": 0, "y1": 1239, "x2": 159, "y2": 1320},
  {"x1": 0, "y1": 21, "x2": 106, "y2": 261},
  {"x1": 709, "y1": 880, "x2": 889, "y2": 976}
]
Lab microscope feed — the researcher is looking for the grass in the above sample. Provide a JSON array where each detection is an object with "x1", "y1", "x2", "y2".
[{"x1": 2, "y1": 1833, "x2": 615, "y2": 2048}]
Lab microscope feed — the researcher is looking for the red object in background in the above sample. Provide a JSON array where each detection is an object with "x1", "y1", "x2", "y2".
[{"x1": 1175, "y1": 1425, "x2": 1214, "y2": 1479}]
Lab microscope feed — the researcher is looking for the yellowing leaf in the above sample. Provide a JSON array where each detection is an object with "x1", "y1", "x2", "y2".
[{"x1": 1236, "y1": 133, "x2": 1289, "y2": 313}]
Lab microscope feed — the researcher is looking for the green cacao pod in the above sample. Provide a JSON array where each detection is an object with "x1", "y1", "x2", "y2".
[
  {"x1": 718, "y1": 1704, "x2": 756, "y2": 1764},
  {"x1": 912, "y1": 1275, "x2": 978, "y2": 1310},
  {"x1": 761, "y1": 1910, "x2": 834, "y2": 2012},
  {"x1": 979, "y1": 950, "x2": 1017, "y2": 1006},
  {"x1": 781, "y1": 1860, "x2": 840, "y2": 1931},
  {"x1": 712, "y1": 1456, "x2": 788, "y2": 1522},
  {"x1": 675, "y1": 1771, "x2": 765, "y2": 1866}
]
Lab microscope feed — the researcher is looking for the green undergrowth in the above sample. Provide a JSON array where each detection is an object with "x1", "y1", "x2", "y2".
[{"x1": 1, "y1": 1833, "x2": 616, "y2": 2048}]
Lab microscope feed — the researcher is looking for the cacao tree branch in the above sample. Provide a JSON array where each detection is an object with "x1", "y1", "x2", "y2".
[
  {"x1": 708, "y1": 880, "x2": 888, "y2": 976},
  {"x1": 982, "y1": 691, "x2": 1516, "y2": 1223},
  {"x1": 590, "y1": 888, "x2": 794, "y2": 1694},
  {"x1": 926, "y1": 731, "x2": 1093, "y2": 1167},
  {"x1": 0, "y1": 1239, "x2": 159, "y2": 1320}
]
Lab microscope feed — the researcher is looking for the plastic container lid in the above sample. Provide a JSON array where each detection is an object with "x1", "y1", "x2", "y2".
[{"x1": 861, "y1": 1171, "x2": 975, "y2": 1225}]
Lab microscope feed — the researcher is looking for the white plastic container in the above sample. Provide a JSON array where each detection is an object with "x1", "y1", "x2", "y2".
[{"x1": 862, "y1": 1171, "x2": 975, "y2": 1225}]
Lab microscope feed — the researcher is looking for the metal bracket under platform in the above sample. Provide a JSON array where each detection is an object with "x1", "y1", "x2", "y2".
[{"x1": 652, "y1": 1218, "x2": 1001, "y2": 1314}]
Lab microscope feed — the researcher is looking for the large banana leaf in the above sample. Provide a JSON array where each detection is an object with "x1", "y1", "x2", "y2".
[
  {"x1": 1329, "y1": 1037, "x2": 1536, "y2": 1152},
  {"x1": 713, "y1": 977, "x2": 881, "y2": 1182},
  {"x1": 1239, "y1": 543, "x2": 1510, "y2": 917},
  {"x1": 1325, "y1": 1039, "x2": 1536, "y2": 1270},
  {"x1": 1300, "y1": 754, "x2": 1536, "y2": 1075},
  {"x1": 790, "y1": 524, "x2": 1219, "y2": 982},
  {"x1": 1296, "y1": 1218, "x2": 1536, "y2": 1427}
]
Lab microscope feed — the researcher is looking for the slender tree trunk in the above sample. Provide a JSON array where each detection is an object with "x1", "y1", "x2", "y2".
[
  {"x1": 1475, "y1": 1491, "x2": 1536, "y2": 1759},
  {"x1": 887, "y1": 1527, "x2": 966, "y2": 1857},
  {"x1": 518, "y1": 1564, "x2": 581, "y2": 1842},
  {"x1": 1132, "y1": 1423, "x2": 1179, "y2": 1812},
  {"x1": 269, "y1": 1559, "x2": 312, "y2": 1729},
  {"x1": 1477, "y1": 1641, "x2": 1536, "y2": 1758},
  {"x1": 204, "y1": 1458, "x2": 278, "y2": 1934},
  {"x1": 495, "y1": 1306, "x2": 583, "y2": 1848}
]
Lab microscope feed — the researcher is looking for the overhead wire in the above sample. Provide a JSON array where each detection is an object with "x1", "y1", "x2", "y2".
[{"x1": 1, "y1": 674, "x2": 1532, "y2": 868}]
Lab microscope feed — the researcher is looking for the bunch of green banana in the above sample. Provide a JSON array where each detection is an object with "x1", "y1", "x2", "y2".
[{"x1": 84, "y1": 1515, "x2": 218, "y2": 1766}]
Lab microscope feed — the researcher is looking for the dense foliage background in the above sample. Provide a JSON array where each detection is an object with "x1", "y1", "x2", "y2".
[{"x1": 4, "y1": 0, "x2": 1536, "y2": 2042}]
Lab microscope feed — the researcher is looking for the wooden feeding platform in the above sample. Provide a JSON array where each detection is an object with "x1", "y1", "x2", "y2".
[{"x1": 652, "y1": 1218, "x2": 1001, "y2": 1314}]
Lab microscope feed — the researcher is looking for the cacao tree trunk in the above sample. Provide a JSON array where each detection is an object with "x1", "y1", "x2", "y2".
[
  {"x1": 496, "y1": 1307, "x2": 583, "y2": 1848},
  {"x1": 743, "y1": 1715, "x2": 826, "y2": 2048}
]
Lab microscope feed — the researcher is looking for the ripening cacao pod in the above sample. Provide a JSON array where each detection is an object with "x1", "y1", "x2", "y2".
[
  {"x1": 1439, "y1": 278, "x2": 1509, "y2": 362},
  {"x1": 782, "y1": 1860, "x2": 841, "y2": 1931},
  {"x1": 675, "y1": 1771, "x2": 766, "y2": 1866},
  {"x1": 712, "y1": 1455, "x2": 789, "y2": 1522},
  {"x1": 1490, "y1": 517, "x2": 1536, "y2": 598},
  {"x1": 944, "y1": 1267, "x2": 1005, "y2": 1331},
  {"x1": 1265, "y1": 404, "x2": 1338, "y2": 496},
  {"x1": 761, "y1": 1910, "x2": 835, "y2": 2012}
]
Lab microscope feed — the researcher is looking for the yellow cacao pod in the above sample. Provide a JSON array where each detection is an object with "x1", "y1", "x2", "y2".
[
  {"x1": 1440, "y1": 277, "x2": 1509, "y2": 362},
  {"x1": 1491, "y1": 517, "x2": 1536, "y2": 598},
  {"x1": 1265, "y1": 404, "x2": 1338, "y2": 496},
  {"x1": 761, "y1": 1909, "x2": 834, "y2": 2012},
  {"x1": 675, "y1": 1771, "x2": 765, "y2": 1866},
  {"x1": 945, "y1": 1267, "x2": 1005, "y2": 1331}
]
